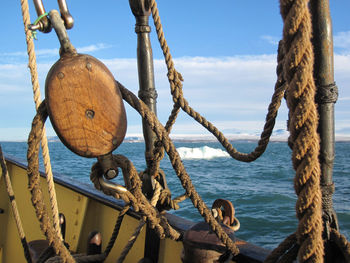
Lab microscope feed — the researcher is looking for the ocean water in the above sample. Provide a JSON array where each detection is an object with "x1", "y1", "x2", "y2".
[{"x1": 1, "y1": 140, "x2": 349, "y2": 250}]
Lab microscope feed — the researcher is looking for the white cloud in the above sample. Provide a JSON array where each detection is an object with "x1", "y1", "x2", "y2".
[
  {"x1": 261, "y1": 35, "x2": 280, "y2": 46},
  {"x1": 1, "y1": 51, "x2": 350, "y2": 140},
  {"x1": 0, "y1": 43, "x2": 111, "y2": 60},
  {"x1": 77, "y1": 43, "x2": 112, "y2": 53},
  {"x1": 261, "y1": 31, "x2": 350, "y2": 53},
  {"x1": 334, "y1": 31, "x2": 350, "y2": 51}
]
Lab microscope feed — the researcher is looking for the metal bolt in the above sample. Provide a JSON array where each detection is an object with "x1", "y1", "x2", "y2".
[
  {"x1": 112, "y1": 138, "x2": 118, "y2": 146},
  {"x1": 57, "y1": 72, "x2": 65, "y2": 79},
  {"x1": 105, "y1": 169, "x2": 118, "y2": 180},
  {"x1": 86, "y1": 109, "x2": 95, "y2": 119},
  {"x1": 86, "y1": 62, "x2": 92, "y2": 71}
]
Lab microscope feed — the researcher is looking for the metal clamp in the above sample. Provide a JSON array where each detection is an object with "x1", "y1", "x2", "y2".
[{"x1": 30, "y1": 0, "x2": 74, "y2": 33}]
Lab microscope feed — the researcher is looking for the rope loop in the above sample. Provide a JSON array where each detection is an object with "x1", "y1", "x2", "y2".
[
  {"x1": 118, "y1": 82, "x2": 239, "y2": 256},
  {"x1": 27, "y1": 101, "x2": 75, "y2": 263},
  {"x1": 150, "y1": 0, "x2": 287, "y2": 164},
  {"x1": 90, "y1": 154, "x2": 181, "y2": 241}
]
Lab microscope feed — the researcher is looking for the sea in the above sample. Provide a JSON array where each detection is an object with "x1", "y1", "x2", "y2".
[{"x1": 1, "y1": 140, "x2": 349, "y2": 250}]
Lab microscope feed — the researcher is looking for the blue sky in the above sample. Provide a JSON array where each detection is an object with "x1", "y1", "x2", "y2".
[{"x1": 1, "y1": 1, "x2": 349, "y2": 141}]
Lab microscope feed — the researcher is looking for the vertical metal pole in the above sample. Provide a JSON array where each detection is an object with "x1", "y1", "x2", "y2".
[
  {"x1": 129, "y1": 0, "x2": 158, "y2": 196},
  {"x1": 129, "y1": 1, "x2": 160, "y2": 262},
  {"x1": 310, "y1": 0, "x2": 340, "y2": 261}
]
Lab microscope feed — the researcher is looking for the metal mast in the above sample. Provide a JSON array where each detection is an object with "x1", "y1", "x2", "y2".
[
  {"x1": 129, "y1": 1, "x2": 160, "y2": 261},
  {"x1": 310, "y1": 0, "x2": 340, "y2": 261}
]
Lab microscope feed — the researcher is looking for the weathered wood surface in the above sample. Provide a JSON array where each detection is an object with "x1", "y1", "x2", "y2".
[{"x1": 45, "y1": 54, "x2": 127, "y2": 157}]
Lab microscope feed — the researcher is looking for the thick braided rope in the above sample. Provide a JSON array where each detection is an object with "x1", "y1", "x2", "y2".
[
  {"x1": 150, "y1": 0, "x2": 286, "y2": 163},
  {"x1": 27, "y1": 102, "x2": 75, "y2": 263},
  {"x1": 20, "y1": 0, "x2": 63, "y2": 241},
  {"x1": 0, "y1": 146, "x2": 32, "y2": 263},
  {"x1": 118, "y1": 82, "x2": 239, "y2": 256},
  {"x1": 280, "y1": 0, "x2": 324, "y2": 262}
]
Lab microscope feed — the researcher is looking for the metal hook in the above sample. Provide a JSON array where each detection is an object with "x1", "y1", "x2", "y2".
[
  {"x1": 31, "y1": 0, "x2": 74, "y2": 33},
  {"x1": 98, "y1": 176, "x2": 128, "y2": 195}
]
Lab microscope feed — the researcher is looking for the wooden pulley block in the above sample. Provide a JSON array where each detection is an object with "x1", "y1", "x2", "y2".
[
  {"x1": 45, "y1": 53, "x2": 127, "y2": 158},
  {"x1": 44, "y1": 10, "x2": 127, "y2": 158}
]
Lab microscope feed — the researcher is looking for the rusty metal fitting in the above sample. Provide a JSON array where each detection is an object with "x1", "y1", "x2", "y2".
[
  {"x1": 30, "y1": 0, "x2": 74, "y2": 33},
  {"x1": 212, "y1": 199, "x2": 240, "y2": 232}
]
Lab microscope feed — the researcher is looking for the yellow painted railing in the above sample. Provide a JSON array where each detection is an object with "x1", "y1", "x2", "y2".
[{"x1": 0, "y1": 157, "x2": 183, "y2": 263}]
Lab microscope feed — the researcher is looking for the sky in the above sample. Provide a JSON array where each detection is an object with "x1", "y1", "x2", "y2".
[{"x1": 0, "y1": 1, "x2": 349, "y2": 141}]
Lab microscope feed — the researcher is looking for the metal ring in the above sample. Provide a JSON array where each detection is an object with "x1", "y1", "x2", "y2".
[{"x1": 230, "y1": 217, "x2": 240, "y2": 232}]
